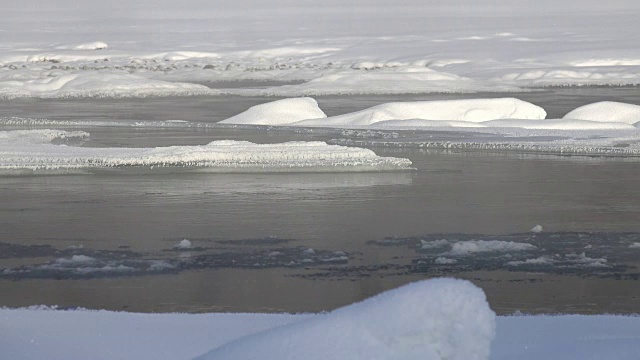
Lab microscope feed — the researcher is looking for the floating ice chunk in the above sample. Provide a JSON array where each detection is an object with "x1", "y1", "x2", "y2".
[
  {"x1": 564, "y1": 102, "x2": 640, "y2": 125},
  {"x1": 0, "y1": 131, "x2": 412, "y2": 174},
  {"x1": 174, "y1": 239, "x2": 193, "y2": 250},
  {"x1": 196, "y1": 278, "x2": 495, "y2": 360},
  {"x1": 73, "y1": 42, "x2": 109, "y2": 50},
  {"x1": 530, "y1": 225, "x2": 544, "y2": 233},
  {"x1": 434, "y1": 257, "x2": 457, "y2": 265},
  {"x1": 506, "y1": 256, "x2": 554, "y2": 267},
  {"x1": 420, "y1": 239, "x2": 450, "y2": 249},
  {"x1": 219, "y1": 98, "x2": 326, "y2": 126},
  {"x1": 292, "y1": 98, "x2": 546, "y2": 127},
  {"x1": 629, "y1": 243, "x2": 640, "y2": 249},
  {"x1": 449, "y1": 240, "x2": 536, "y2": 256},
  {"x1": 55, "y1": 255, "x2": 96, "y2": 264},
  {"x1": 302, "y1": 248, "x2": 316, "y2": 255}
]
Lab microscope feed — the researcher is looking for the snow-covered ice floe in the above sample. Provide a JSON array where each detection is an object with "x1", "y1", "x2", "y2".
[
  {"x1": 220, "y1": 97, "x2": 639, "y2": 133},
  {"x1": 0, "y1": 130, "x2": 412, "y2": 175},
  {"x1": 220, "y1": 97, "x2": 327, "y2": 125},
  {"x1": 221, "y1": 97, "x2": 546, "y2": 127},
  {"x1": 195, "y1": 279, "x2": 495, "y2": 360},
  {"x1": 563, "y1": 101, "x2": 640, "y2": 125}
]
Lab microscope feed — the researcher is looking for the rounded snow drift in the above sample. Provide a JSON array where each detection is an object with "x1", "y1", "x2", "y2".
[{"x1": 195, "y1": 278, "x2": 496, "y2": 360}]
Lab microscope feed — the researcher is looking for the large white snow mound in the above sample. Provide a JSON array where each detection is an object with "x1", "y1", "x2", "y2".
[
  {"x1": 563, "y1": 102, "x2": 640, "y2": 125},
  {"x1": 219, "y1": 98, "x2": 327, "y2": 126},
  {"x1": 292, "y1": 98, "x2": 546, "y2": 127},
  {"x1": 196, "y1": 278, "x2": 496, "y2": 360},
  {"x1": 0, "y1": 130, "x2": 412, "y2": 174}
]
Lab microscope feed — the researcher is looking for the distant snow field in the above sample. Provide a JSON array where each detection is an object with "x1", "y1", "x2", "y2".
[
  {"x1": 1, "y1": 0, "x2": 640, "y2": 97},
  {"x1": 2, "y1": 279, "x2": 639, "y2": 360}
]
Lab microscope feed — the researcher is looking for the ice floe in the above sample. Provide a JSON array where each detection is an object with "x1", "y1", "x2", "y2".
[
  {"x1": 219, "y1": 97, "x2": 326, "y2": 126},
  {"x1": 0, "y1": 130, "x2": 412, "y2": 175},
  {"x1": 219, "y1": 97, "x2": 558, "y2": 129},
  {"x1": 563, "y1": 101, "x2": 640, "y2": 125},
  {"x1": 292, "y1": 98, "x2": 546, "y2": 126},
  {"x1": 196, "y1": 279, "x2": 495, "y2": 360},
  {"x1": 369, "y1": 232, "x2": 640, "y2": 276},
  {"x1": 448, "y1": 240, "x2": 537, "y2": 256},
  {"x1": 217, "y1": 97, "x2": 640, "y2": 133}
]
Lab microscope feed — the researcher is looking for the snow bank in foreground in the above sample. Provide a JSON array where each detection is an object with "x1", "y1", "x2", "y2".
[
  {"x1": 196, "y1": 279, "x2": 495, "y2": 360},
  {"x1": 1, "y1": 309, "x2": 638, "y2": 360},
  {"x1": 563, "y1": 101, "x2": 640, "y2": 125},
  {"x1": 219, "y1": 97, "x2": 326, "y2": 125},
  {"x1": 0, "y1": 130, "x2": 412, "y2": 174}
]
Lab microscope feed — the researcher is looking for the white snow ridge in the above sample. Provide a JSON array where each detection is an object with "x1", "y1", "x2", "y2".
[
  {"x1": 221, "y1": 98, "x2": 546, "y2": 127},
  {"x1": 293, "y1": 98, "x2": 547, "y2": 127},
  {"x1": 195, "y1": 278, "x2": 495, "y2": 360},
  {"x1": 219, "y1": 98, "x2": 327, "y2": 126},
  {"x1": 563, "y1": 101, "x2": 640, "y2": 125}
]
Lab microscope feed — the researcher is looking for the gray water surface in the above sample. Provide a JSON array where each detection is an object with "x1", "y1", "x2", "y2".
[{"x1": 1, "y1": 88, "x2": 640, "y2": 314}]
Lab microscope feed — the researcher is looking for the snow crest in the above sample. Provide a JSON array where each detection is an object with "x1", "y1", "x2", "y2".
[
  {"x1": 196, "y1": 278, "x2": 496, "y2": 360},
  {"x1": 219, "y1": 97, "x2": 326, "y2": 125},
  {"x1": 563, "y1": 101, "x2": 640, "y2": 125},
  {"x1": 291, "y1": 98, "x2": 546, "y2": 126}
]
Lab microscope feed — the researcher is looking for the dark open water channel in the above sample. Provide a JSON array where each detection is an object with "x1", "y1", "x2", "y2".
[{"x1": 1, "y1": 87, "x2": 639, "y2": 314}]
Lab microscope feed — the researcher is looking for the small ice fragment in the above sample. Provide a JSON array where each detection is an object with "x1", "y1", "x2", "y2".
[
  {"x1": 434, "y1": 257, "x2": 457, "y2": 265},
  {"x1": 268, "y1": 251, "x2": 283, "y2": 257},
  {"x1": 302, "y1": 248, "x2": 316, "y2": 255},
  {"x1": 530, "y1": 225, "x2": 543, "y2": 233},
  {"x1": 174, "y1": 239, "x2": 193, "y2": 250},
  {"x1": 629, "y1": 243, "x2": 640, "y2": 249}
]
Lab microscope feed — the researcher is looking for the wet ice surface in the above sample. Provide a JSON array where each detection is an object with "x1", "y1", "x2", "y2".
[
  {"x1": 0, "y1": 238, "x2": 348, "y2": 280},
  {"x1": 368, "y1": 232, "x2": 640, "y2": 277},
  {"x1": 2, "y1": 231, "x2": 638, "y2": 282}
]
